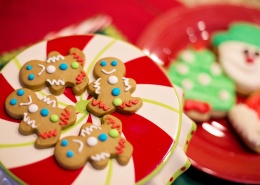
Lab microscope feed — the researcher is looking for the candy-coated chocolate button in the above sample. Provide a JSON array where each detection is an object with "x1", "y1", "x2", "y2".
[
  {"x1": 67, "y1": 150, "x2": 74, "y2": 158},
  {"x1": 46, "y1": 65, "x2": 56, "y2": 74},
  {"x1": 98, "y1": 133, "x2": 108, "y2": 141},
  {"x1": 109, "y1": 129, "x2": 119, "y2": 138},
  {"x1": 26, "y1": 65, "x2": 32, "y2": 70},
  {"x1": 108, "y1": 75, "x2": 118, "y2": 84},
  {"x1": 17, "y1": 89, "x2": 25, "y2": 96},
  {"x1": 59, "y1": 63, "x2": 68, "y2": 70},
  {"x1": 50, "y1": 114, "x2": 59, "y2": 122},
  {"x1": 28, "y1": 104, "x2": 38, "y2": 113},
  {"x1": 111, "y1": 60, "x2": 117, "y2": 66},
  {"x1": 87, "y1": 137, "x2": 98, "y2": 146},
  {"x1": 100, "y1": 61, "x2": 107, "y2": 66},
  {"x1": 71, "y1": 62, "x2": 80, "y2": 69},
  {"x1": 28, "y1": 74, "x2": 34, "y2": 80},
  {"x1": 40, "y1": 108, "x2": 49, "y2": 117},
  {"x1": 10, "y1": 98, "x2": 17, "y2": 105},
  {"x1": 112, "y1": 88, "x2": 120, "y2": 96},
  {"x1": 113, "y1": 98, "x2": 122, "y2": 106},
  {"x1": 61, "y1": 139, "x2": 68, "y2": 146}
]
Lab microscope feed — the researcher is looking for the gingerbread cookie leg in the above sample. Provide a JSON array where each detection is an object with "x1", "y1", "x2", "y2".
[
  {"x1": 87, "y1": 98, "x2": 115, "y2": 117},
  {"x1": 35, "y1": 126, "x2": 62, "y2": 149}
]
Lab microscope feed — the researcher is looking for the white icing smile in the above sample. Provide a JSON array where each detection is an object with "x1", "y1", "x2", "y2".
[{"x1": 101, "y1": 69, "x2": 116, "y2": 75}]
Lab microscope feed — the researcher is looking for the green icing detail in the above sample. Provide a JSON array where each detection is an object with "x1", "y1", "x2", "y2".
[
  {"x1": 109, "y1": 129, "x2": 119, "y2": 138},
  {"x1": 212, "y1": 22, "x2": 260, "y2": 47},
  {"x1": 71, "y1": 61, "x2": 80, "y2": 69},
  {"x1": 76, "y1": 100, "x2": 90, "y2": 114},
  {"x1": 167, "y1": 48, "x2": 235, "y2": 111},
  {"x1": 50, "y1": 114, "x2": 59, "y2": 122}
]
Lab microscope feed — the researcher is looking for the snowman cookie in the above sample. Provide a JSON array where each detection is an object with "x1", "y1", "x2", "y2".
[
  {"x1": 54, "y1": 115, "x2": 133, "y2": 170},
  {"x1": 19, "y1": 47, "x2": 88, "y2": 96},
  {"x1": 212, "y1": 22, "x2": 260, "y2": 95},
  {"x1": 87, "y1": 57, "x2": 143, "y2": 117},
  {"x1": 228, "y1": 92, "x2": 260, "y2": 153},
  {"x1": 5, "y1": 88, "x2": 77, "y2": 149}
]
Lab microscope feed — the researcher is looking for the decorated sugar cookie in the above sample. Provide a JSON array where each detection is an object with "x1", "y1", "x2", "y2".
[
  {"x1": 228, "y1": 92, "x2": 260, "y2": 153},
  {"x1": 5, "y1": 88, "x2": 77, "y2": 149},
  {"x1": 19, "y1": 47, "x2": 88, "y2": 96},
  {"x1": 212, "y1": 22, "x2": 260, "y2": 95},
  {"x1": 54, "y1": 115, "x2": 133, "y2": 170},
  {"x1": 87, "y1": 57, "x2": 143, "y2": 117},
  {"x1": 168, "y1": 47, "x2": 235, "y2": 122}
]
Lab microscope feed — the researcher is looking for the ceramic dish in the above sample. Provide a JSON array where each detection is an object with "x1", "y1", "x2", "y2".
[
  {"x1": 0, "y1": 34, "x2": 195, "y2": 185},
  {"x1": 137, "y1": 4, "x2": 260, "y2": 184}
]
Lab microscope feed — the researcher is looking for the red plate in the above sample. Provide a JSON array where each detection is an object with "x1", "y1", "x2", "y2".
[{"x1": 137, "y1": 4, "x2": 260, "y2": 184}]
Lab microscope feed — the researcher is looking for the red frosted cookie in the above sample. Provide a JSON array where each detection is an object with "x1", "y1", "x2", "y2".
[{"x1": 228, "y1": 92, "x2": 260, "y2": 153}]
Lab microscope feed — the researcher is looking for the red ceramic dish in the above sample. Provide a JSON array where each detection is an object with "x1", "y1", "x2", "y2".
[{"x1": 137, "y1": 4, "x2": 260, "y2": 184}]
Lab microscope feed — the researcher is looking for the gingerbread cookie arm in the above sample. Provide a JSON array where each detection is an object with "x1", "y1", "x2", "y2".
[
  {"x1": 87, "y1": 80, "x2": 99, "y2": 97},
  {"x1": 19, "y1": 119, "x2": 35, "y2": 135},
  {"x1": 123, "y1": 78, "x2": 136, "y2": 93},
  {"x1": 59, "y1": 105, "x2": 77, "y2": 129},
  {"x1": 116, "y1": 139, "x2": 133, "y2": 166}
]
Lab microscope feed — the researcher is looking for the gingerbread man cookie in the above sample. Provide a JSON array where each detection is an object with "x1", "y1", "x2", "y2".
[
  {"x1": 19, "y1": 48, "x2": 88, "y2": 96},
  {"x1": 54, "y1": 115, "x2": 133, "y2": 170},
  {"x1": 87, "y1": 57, "x2": 143, "y2": 117},
  {"x1": 5, "y1": 88, "x2": 77, "y2": 149}
]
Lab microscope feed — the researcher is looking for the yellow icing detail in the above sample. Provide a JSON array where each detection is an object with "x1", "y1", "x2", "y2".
[
  {"x1": 105, "y1": 159, "x2": 113, "y2": 185},
  {"x1": 86, "y1": 39, "x2": 117, "y2": 75}
]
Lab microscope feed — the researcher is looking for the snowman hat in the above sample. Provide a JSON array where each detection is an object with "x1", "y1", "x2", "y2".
[{"x1": 212, "y1": 22, "x2": 260, "y2": 47}]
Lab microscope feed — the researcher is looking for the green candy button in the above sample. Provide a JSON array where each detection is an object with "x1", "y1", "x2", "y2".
[
  {"x1": 113, "y1": 98, "x2": 122, "y2": 106},
  {"x1": 50, "y1": 114, "x2": 59, "y2": 122},
  {"x1": 109, "y1": 129, "x2": 119, "y2": 138},
  {"x1": 71, "y1": 62, "x2": 80, "y2": 69}
]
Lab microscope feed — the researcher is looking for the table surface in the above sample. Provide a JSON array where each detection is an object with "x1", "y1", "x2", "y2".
[{"x1": 0, "y1": 1, "x2": 256, "y2": 184}]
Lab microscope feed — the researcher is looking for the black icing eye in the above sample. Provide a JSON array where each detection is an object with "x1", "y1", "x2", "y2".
[
  {"x1": 243, "y1": 49, "x2": 249, "y2": 54},
  {"x1": 255, "y1": 51, "x2": 259, "y2": 57}
]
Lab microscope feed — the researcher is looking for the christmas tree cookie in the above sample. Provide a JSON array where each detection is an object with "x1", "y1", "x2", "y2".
[{"x1": 168, "y1": 47, "x2": 235, "y2": 122}]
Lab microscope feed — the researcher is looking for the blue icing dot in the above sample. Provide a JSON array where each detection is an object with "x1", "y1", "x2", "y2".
[
  {"x1": 26, "y1": 65, "x2": 32, "y2": 70},
  {"x1": 59, "y1": 63, "x2": 68, "y2": 70},
  {"x1": 28, "y1": 74, "x2": 34, "y2": 80},
  {"x1": 67, "y1": 150, "x2": 74, "y2": 158},
  {"x1": 40, "y1": 108, "x2": 49, "y2": 117},
  {"x1": 61, "y1": 139, "x2": 68, "y2": 147},
  {"x1": 100, "y1": 60, "x2": 107, "y2": 66},
  {"x1": 98, "y1": 133, "x2": 108, "y2": 141},
  {"x1": 111, "y1": 60, "x2": 117, "y2": 66},
  {"x1": 10, "y1": 98, "x2": 17, "y2": 105},
  {"x1": 17, "y1": 89, "x2": 24, "y2": 96},
  {"x1": 112, "y1": 88, "x2": 120, "y2": 96}
]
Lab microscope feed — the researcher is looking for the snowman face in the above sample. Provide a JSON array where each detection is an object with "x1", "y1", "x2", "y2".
[{"x1": 218, "y1": 41, "x2": 260, "y2": 92}]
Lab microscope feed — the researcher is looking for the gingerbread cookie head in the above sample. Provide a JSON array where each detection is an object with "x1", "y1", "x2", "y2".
[
  {"x1": 54, "y1": 115, "x2": 133, "y2": 170},
  {"x1": 212, "y1": 22, "x2": 260, "y2": 95},
  {"x1": 19, "y1": 48, "x2": 88, "y2": 96},
  {"x1": 87, "y1": 57, "x2": 143, "y2": 117},
  {"x1": 93, "y1": 57, "x2": 126, "y2": 78},
  {"x1": 5, "y1": 88, "x2": 77, "y2": 148}
]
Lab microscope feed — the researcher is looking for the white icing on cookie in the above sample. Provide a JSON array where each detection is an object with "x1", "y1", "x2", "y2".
[
  {"x1": 91, "y1": 152, "x2": 110, "y2": 161},
  {"x1": 229, "y1": 104, "x2": 260, "y2": 147},
  {"x1": 211, "y1": 63, "x2": 222, "y2": 76},
  {"x1": 198, "y1": 73, "x2": 211, "y2": 85},
  {"x1": 219, "y1": 90, "x2": 230, "y2": 101},
  {"x1": 181, "y1": 79, "x2": 193, "y2": 90},
  {"x1": 181, "y1": 50, "x2": 194, "y2": 63},
  {"x1": 219, "y1": 41, "x2": 260, "y2": 93},
  {"x1": 47, "y1": 55, "x2": 64, "y2": 63},
  {"x1": 176, "y1": 63, "x2": 189, "y2": 75}
]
